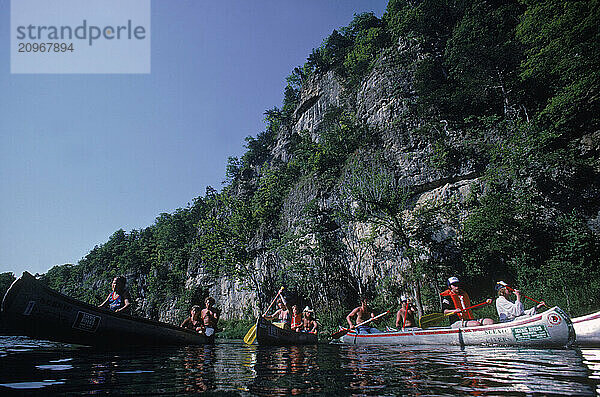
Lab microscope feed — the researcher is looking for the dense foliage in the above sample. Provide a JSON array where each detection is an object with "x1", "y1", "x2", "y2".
[
  {"x1": 0, "y1": 272, "x2": 16, "y2": 302},
  {"x1": 40, "y1": 0, "x2": 599, "y2": 330}
]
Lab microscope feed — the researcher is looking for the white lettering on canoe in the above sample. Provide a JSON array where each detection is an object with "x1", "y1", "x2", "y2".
[{"x1": 72, "y1": 311, "x2": 101, "y2": 333}]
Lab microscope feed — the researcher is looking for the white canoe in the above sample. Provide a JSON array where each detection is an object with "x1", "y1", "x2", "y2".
[
  {"x1": 341, "y1": 307, "x2": 574, "y2": 347},
  {"x1": 572, "y1": 310, "x2": 600, "y2": 346}
]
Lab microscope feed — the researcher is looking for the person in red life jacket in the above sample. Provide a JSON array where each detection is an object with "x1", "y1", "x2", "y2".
[
  {"x1": 291, "y1": 305, "x2": 303, "y2": 332},
  {"x1": 181, "y1": 305, "x2": 203, "y2": 332},
  {"x1": 396, "y1": 295, "x2": 417, "y2": 328},
  {"x1": 441, "y1": 276, "x2": 493, "y2": 328},
  {"x1": 99, "y1": 276, "x2": 131, "y2": 314}
]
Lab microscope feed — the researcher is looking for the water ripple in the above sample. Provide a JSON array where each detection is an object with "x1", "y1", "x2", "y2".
[{"x1": 0, "y1": 336, "x2": 597, "y2": 394}]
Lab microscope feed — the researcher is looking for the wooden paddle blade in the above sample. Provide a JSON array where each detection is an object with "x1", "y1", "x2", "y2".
[
  {"x1": 243, "y1": 324, "x2": 257, "y2": 345},
  {"x1": 419, "y1": 313, "x2": 446, "y2": 329},
  {"x1": 331, "y1": 328, "x2": 350, "y2": 339}
]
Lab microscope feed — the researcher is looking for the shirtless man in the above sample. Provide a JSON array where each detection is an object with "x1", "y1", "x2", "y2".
[
  {"x1": 346, "y1": 298, "x2": 380, "y2": 334},
  {"x1": 200, "y1": 297, "x2": 220, "y2": 337},
  {"x1": 302, "y1": 307, "x2": 318, "y2": 334},
  {"x1": 395, "y1": 296, "x2": 416, "y2": 328}
]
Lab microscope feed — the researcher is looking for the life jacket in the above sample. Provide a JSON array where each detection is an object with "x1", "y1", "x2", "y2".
[
  {"x1": 291, "y1": 314, "x2": 302, "y2": 329},
  {"x1": 108, "y1": 292, "x2": 123, "y2": 311},
  {"x1": 440, "y1": 289, "x2": 474, "y2": 320}
]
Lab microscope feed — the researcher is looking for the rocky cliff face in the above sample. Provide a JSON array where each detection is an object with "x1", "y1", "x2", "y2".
[{"x1": 173, "y1": 38, "x2": 484, "y2": 321}]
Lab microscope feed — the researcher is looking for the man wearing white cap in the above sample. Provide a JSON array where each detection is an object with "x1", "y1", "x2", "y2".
[
  {"x1": 441, "y1": 277, "x2": 493, "y2": 328},
  {"x1": 495, "y1": 281, "x2": 545, "y2": 322}
]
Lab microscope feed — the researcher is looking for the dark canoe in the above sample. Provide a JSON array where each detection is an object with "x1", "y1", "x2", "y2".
[
  {"x1": 1, "y1": 272, "x2": 213, "y2": 347},
  {"x1": 256, "y1": 317, "x2": 318, "y2": 345}
]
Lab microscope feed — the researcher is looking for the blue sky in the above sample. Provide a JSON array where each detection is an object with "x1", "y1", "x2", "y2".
[{"x1": 0, "y1": 1, "x2": 389, "y2": 276}]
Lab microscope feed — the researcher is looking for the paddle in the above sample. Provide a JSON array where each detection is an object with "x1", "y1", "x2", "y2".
[
  {"x1": 402, "y1": 301, "x2": 407, "y2": 330},
  {"x1": 419, "y1": 301, "x2": 490, "y2": 329},
  {"x1": 331, "y1": 310, "x2": 390, "y2": 339},
  {"x1": 243, "y1": 286, "x2": 284, "y2": 345},
  {"x1": 503, "y1": 284, "x2": 548, "y2": 308}
]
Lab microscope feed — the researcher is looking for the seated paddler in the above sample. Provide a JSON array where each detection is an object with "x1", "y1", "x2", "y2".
[
  {"x1": 495, "y1": 281, "x2": 546, "y2": 322},
  {"x1": 441, "y1": 276, "x2": 493, "y2": 328},
  {"x1": 395, "y1": 295, "x2": 416, "y2": 329},
  {"x1": 99, "y1": 276, "x2": 131, "y2": 314},
  {"x1": 346, "y1": 297, "x2": 381, "y2": 334},
  {"x1": 265, "y1": 297, "x2": 291, "y2": 329}
]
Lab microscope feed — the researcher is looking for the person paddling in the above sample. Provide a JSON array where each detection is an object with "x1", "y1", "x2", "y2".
[
  {"x1": 395, "y1": 295, "x2": 416, "y2": 328},
  {"x1": 99, "y1": 276, "x2": 131, "y2": 314},
  {"x1": 346, "y1": 297, "x2": 381, "y2": 334},
  {"x1": 265, "y1": 298, "x2": 291, "y2": 329},
  {"x1": 495, "y1": 281, "x2": 546, "y2": 322},
  {"x1": 441, "y1": 277, "x2": 493, "y2": 328}
]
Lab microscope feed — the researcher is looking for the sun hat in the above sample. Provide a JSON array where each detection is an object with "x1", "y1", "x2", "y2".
[{"x1": 495, "y1": 280, "x2": 508, "y2": 291}]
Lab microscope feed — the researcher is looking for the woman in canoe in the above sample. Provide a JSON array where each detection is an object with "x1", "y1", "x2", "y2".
[
  {"x1": 495, "y1": 281, "x2": 546, "y2": 322},
  {"x1": 99, "y1": 276, "x2": 131, "y2": 314},
  {"x1": 181, "y1": 305, "x2": 203, "y2": 332}
]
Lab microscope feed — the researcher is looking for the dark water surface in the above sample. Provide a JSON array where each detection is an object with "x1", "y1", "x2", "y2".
[{"x1": 0, "y1": 336, "x2": 598, "y2": 395}]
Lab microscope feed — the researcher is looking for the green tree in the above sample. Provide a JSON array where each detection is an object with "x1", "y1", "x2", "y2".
[
  {"x1": 517, "y1": 0, "x2": 600, "y2": 134},
  {"x1": 0, "y1": 272, "x2": 16, "y2": 300}
]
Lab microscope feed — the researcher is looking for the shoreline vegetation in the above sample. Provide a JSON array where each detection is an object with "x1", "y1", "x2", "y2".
[{"x1": 2, "y1": 0, "x2": 599, "y2": 333}]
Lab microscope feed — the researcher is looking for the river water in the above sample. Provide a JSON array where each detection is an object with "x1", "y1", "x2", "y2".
[{"x1": 0, "y1": 336, "x2": 598, "y2": 395}]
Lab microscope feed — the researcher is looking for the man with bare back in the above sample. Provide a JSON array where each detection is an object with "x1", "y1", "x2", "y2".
[{"x1": 346, "y1": 297, "x2": 381, "y2": 334}]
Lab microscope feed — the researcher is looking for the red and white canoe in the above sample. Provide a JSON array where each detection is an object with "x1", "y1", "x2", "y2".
[
  {"x1": 572, "y1": 310, "x2": 600, "y2": 346},
  {"x1": 341, "y1": 307, "x2": 574, "y2": 347}
]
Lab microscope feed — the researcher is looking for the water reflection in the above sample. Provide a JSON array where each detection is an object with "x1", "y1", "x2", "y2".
[
  {"x1": 181, "y1": 345, "x2": 216, "y2": 393},
  {"x1": 246, "y1": 344, "x2": 324, "y2": 395},
  {"x1": 581, "y1": 348, "x2": 600, "y2": 395},
  {"x1": 0, "y1": 336, "x2": 598, "y2": 395}
]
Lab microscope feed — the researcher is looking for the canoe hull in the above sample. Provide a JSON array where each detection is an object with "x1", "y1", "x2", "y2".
[
  {"x1": 572, "y1": 310, "x2": 600, "y2": 346},
  {"x1": 256, "y1": 317, "x2": 318, "y2": 345},
  {"x1": 341, "y1": 307, "x2": 574, "y2": 347},
  {"x1": 1, "y1": 272, "x2": 213, "y2": 347}
]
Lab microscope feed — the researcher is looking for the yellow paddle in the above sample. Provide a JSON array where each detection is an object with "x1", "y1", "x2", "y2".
[
  {"x1": 243, "y1": 287, "x2": 284, "y2": 345},
  {"x1": 419, "y1": 301, "x2": 490, "y2": 329}
]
